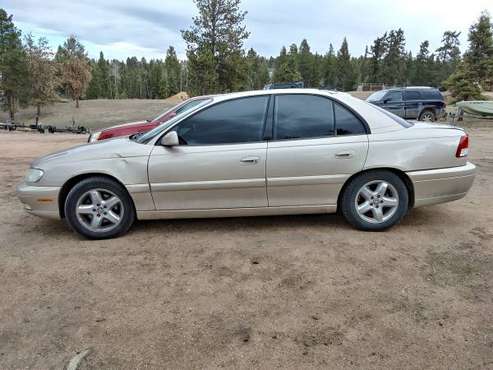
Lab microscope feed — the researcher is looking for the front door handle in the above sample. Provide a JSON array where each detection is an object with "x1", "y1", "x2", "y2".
[
  {"x1": 240, "y1": 156, "x2": 260, "y2": 164},
  {"x1": 335, "y1": 151, "x2": 354, "y2": 159}
]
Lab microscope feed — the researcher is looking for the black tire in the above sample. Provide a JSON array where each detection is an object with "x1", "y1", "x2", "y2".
[
  {"x1": 340, "y1": 171, "x2": 409, "y2": 231},
  {"x1": 64, "y1": 176, "x2": 135, "y2": 239},
  {"x1": 418, "y1": 109, "x2": 436, "y2": 122}
]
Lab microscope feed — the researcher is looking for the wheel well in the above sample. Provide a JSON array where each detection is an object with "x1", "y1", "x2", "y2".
[
  {"x1": 58, "y1": 173, "x2": 132, "y2": 218},
  {"x1": 337, "y1": 168, "x2": 415, "y2": 212}
]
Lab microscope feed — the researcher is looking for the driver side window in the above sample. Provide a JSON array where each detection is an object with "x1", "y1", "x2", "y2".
[{"x1": 173, "y1": 96, "x2": 269, "y2": 145}]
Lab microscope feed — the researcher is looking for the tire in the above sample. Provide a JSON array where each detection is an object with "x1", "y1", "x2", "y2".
[
  {"x1": 418, "y1": 109, "x2": 436, "y2": 122},
  {"x1": 64, "y1": 176, "x2": 135, "y2": 239},
  {"x1": 340, "y1": 171, "x2": 409, "y2": 231}
]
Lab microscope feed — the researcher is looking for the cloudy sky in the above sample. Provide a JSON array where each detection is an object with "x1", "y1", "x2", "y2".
[{"x1": 3, "y1": 0, "x2": 493, "y2": 60}]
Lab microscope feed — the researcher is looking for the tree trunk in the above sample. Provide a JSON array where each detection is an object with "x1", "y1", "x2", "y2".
[
  {"x1": 8, "y1": 96, "x2": 15, "y2": 123},
  {"x1": 75, "y1": 97, "x2": 80, "y2": 108},
  {"x1": 35, "y1": 103, "x2": 41, "y2": 127}
]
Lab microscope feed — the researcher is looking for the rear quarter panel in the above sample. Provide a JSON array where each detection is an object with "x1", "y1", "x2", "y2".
[{"x1": 365, "y1": 126, "x2": 466, "y2": 171}]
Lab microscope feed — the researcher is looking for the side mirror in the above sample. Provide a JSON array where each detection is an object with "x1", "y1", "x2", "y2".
[
  {"x1": 161, "y1": 131, "x2": 179, "y2": 147},
  {"x1": 383, "y1": 98, "x2": 390, "y2": 104}
]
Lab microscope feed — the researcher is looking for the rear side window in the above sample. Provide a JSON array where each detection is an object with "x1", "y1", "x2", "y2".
[
  {"x1": 174, "y1": 96, "x2": 269, "y2": 145},
  {"x1": 274, "y1": 94, "x2": 335, "y2": 140},
  {"x1": 334, "y1": 102, "x2": 367, "y2": 135},
  {"x1": 404, "y1": 91, "x2": 421, "y2": 100},
  {"x1": 421, "y1": 89, "x2": 443, "y2": 100}
]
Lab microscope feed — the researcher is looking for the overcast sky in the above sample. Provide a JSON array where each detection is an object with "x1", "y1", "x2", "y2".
[{"x1": 3, "y1": 0, "x2": 493, "y2": 60}]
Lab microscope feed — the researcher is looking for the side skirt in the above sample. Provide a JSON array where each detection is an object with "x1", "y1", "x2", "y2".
[{"x1": 137, "y1": 205, "x2": 337, "y2": 220}]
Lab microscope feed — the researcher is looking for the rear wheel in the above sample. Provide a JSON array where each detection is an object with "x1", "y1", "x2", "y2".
[
  {"x1": 341, "y1": 171, "x2": 409, "y2": 231},
  {"x1": 419, "y1": 109, "x2": 436, "y2": 122},
  {"x1": 64, "y1": 177, "x2": 135, "y2": 239}
]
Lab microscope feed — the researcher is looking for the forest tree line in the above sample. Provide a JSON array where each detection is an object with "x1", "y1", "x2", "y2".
[{"x1": 1, "y1": 0, "x2": 493, "y2": 124}]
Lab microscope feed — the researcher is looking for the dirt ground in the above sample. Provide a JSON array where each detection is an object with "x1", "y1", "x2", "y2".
[{"x1": 0, "y1": 127, "x2": 492, "y2": 369}]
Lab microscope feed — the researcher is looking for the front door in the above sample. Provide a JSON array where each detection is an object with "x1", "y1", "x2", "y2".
[
  {"x1": 382, "y1": 90, "x2": 404, "y2": 117},
  {"x1": 267, "y1": 94, "x2": 368, "y2": 206},
  {"x1": 148, "y1": 95, "x2": 270, "y2": 210}
]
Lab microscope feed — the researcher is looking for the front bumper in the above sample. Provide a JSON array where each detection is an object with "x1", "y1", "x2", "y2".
[
  {"x1": 407, "y1": 162, "x2": 476, "y2": 207},
  {"x1": 16, "y1": 183, "x2": 61, "y2": 219}
]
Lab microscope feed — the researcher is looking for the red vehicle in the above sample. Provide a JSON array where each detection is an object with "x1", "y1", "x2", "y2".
[{"x1": 88, "y1": 96, "x2": 211, "y2": 142}]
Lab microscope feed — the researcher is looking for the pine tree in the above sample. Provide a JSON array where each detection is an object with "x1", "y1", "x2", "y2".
[
  {"x1": 414, "y1": 41, "x2": 435, "y2": 85},
  {"x1": 165, "y1": 46, "x2": 181, "y2": 96},
  {"x1": 382, "y1": 29, "x2": 406, "y2": 85},
  {"x1": 464, "y1": 11, "x2": 493, "y2": 88},
  {"x1": 182, "y1": 0, "x2": 250, "y2": 95},
  {"x1": 0, "y1": 9, "x2": 30, "y2": 123},
  {"x1": 272, "y1": 46, "x2": 301, "y2": 83},
  {"x1": 335, "y1": 38, "x2": 355, "y2": 91},
  {"x1": 322, "y1": 43, "x2": 337, "y2": 88},
  {"x1": 58, "y1": 35, "x2": 92, "y2": 108},
  {"x1": 24, "y1": 34, "x2": 59, "y2": 126},
  {"x1": 436, "y1": 31, "x2": 461, "y2": 84},
  {"x1": 445, "y1": 61, "x2": 482, "y2": 101},
  {"x1": 298, "y1": 39, "x2": 317, "y2": 87},
  {"x1": 368, "y1": 33, "x2": 387, "y2": 83}
]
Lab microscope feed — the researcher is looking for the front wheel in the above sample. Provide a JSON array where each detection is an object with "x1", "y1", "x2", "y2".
[
  {"x1": 64, "y1": 177, "x2": 135, "y2": 239},
  {"x1": 341, "y1": 171, "x2": 409, "y2": 231}
]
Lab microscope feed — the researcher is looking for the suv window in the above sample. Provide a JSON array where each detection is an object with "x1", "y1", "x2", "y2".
[
  {"x1": 404, "y1": 91, "x2": 421, "y2": 100},
  {"x1": 385, "y1": 91, "x2": 402, "y2": 102},
  {"x1": 334, "y1": 103, "x2": 366, "y2": 135},
  {"x1": 173, "y1": 96, "x2": 269, "y2": 145},
  {"x1": 421, "y1": 89, "x2": 443, "y2": 100},
  {"x1": 274, "y1": 94, "x2": 335, "y2": 140}
]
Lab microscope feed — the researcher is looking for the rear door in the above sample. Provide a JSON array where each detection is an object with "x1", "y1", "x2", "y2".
[
  {"x1": 382, "y1": 90, "x2": 404, "y2": 117},
  {"x1": 266, "y1": 94, "x2": 368, "y2": 207},
  {"x1": 403, "y1": 90, "x2": 422, "y2": 119},
  {"x1": 148, "y1": 96, "x2": 270, "y2": 210}
]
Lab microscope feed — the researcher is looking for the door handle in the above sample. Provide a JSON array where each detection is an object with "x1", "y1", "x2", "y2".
[
  {"x1": 335, "y1": 152, "x2": 354, "y2": 159},
  {"x1": 240, "y1": 156, "x2": 260, "y2": 164}
]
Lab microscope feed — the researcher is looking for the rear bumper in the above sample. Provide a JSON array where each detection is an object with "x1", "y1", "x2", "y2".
[
  {"x1": 407, "y1": 162, "x2": 476, "y2": 207},
  {"x1": 16, "y1": 183, "x2": 61, "y2": 219}
]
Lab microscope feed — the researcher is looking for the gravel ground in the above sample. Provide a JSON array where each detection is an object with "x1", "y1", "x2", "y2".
[{"x1": 0, "y1": 128, "x2": 492, "y2": 369}]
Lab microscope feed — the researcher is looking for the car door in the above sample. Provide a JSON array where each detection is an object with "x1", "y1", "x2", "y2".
[
  {"x1": 403, "y1": 90, "x2": 421, "y2": 119},
  {"x1": 148, "y1": 96, "x2": 270, "y2": 210},
  {"x1": 267, "y1": 94, "x2": 369, "y2": 207},
  {"x1": 382, "y1": 90, "x2": 404, "y2": 117}
]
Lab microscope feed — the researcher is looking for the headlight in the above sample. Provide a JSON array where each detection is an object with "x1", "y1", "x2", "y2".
[
  {"x1": 88, "y1": 131, "x2": 101, "y2": 143},
  {"x1": 25, "y1": 168, "x2": 44, "y2": 183}
]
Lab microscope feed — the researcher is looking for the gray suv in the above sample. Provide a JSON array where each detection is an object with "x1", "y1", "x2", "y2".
[{"x1": 367, "y1": 87, "x2": 445, "y2": 121}]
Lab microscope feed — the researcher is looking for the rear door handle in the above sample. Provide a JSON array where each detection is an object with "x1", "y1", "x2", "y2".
[
  {"x1": 335, "y1": 151, "x2": 354, "y2": 159},
  {"x1": 240, "y1": 156, "x2": 260, "y2": 164}
]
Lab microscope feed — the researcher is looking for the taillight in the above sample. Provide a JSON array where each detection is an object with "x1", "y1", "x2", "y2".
[{"x1": 456, "y1": 134, "x2": 469, "y2": 158}]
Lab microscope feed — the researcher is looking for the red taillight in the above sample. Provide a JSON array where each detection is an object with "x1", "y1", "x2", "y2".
[{"x1": 456, "y1": 134, "x2": 469, "y2": 158}]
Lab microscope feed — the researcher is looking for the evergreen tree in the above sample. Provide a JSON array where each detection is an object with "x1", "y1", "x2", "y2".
[
  {"x1": 0, "y1": 9, "x2": 30, "y2": 122},
  {"x1": 272, "y1": 46, "x2": 301, "y2": 83},
  {"x1": 182, "y1": 0, "x2": 250, "y2": 95},
  {"x1": 414, "y1": 41, "x2": 435, "y2": 85},
  {"x1": 335, "y1": 38, "x2": 355, "y2": 91},
  {"x1": 244, "y1": 48, "x2": 269, "y2": 90},
  {"x1": 464, "y1": 11, "x2": 493, "y2": 88},
  {"x1": 322, "y1": 43, "x2": 337, "y2": 88},
  {"x1": 58, "y1": 35, "x2": 92, "y2": 107},
  {"x1": 368, "y1": 33, "x2": 387, "y2": 83},
  {"x1": 445, "y1": 61, "x2": 482, "y2": 101},
  {"x1": 24, "y1": 34, "x2": 59, "y2": 125},
  {"x1": 298, "y1": 39, "x2": 317, "y2": 87},
  {"x1": 382, "y1": 29, "x2": 406, "y2": 85},
  {"x1": 436, "y1": 31, "x2": 461, "y2": 85},
  {"x1": 165, "y1": 46, "x2": 181, "y2": 96}
]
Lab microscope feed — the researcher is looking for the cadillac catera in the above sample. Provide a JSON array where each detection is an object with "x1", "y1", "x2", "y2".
[{"x1": 17, "y1": 89, "x2": 476, "y2": 239}]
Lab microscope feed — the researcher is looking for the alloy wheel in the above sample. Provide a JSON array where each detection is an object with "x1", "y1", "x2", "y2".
[
  {"x1": 75, "y1": 189, "x2": 124, "y2": 232},
  {"x1": 354, "y1": 180, "x2": 399, "y2": 224}
]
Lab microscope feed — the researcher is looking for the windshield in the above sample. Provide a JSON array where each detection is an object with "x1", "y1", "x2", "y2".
[
  {"x1": 153, "y1": 98, "x2": 210, "y2": 122},
  {"x1": 135, "y1": 98, "x2": 212, "y2": 143},
  {"x1": 367, "y1": 90, "x2": 387, "y2": 102}
]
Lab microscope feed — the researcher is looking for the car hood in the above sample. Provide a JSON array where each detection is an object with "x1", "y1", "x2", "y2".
[{"x1": 32, "y1": 137, "x2": 153, "y2": 167}]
